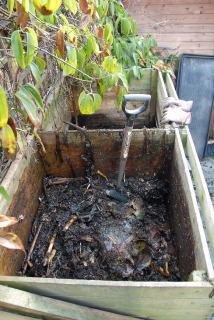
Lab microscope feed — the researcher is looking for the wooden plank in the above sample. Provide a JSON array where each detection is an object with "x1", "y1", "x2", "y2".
[
  {"x1": 152, "y1": 33, "x2": 214, "y2": 42},
  {"x1": 166, "y1": 72, "x2": 214, "y2": 277},
  {"x1": 141, "y1": 24, "x2": 214, "y2": 34},
  {"x1": 131, "y1": 4, "x2": 214, "y2": 15},
  {"x1": 125, "y1": 0, "x2": 213, "y2": 6},
  {"x1": 39, "y1": 129, "x2": 175, "y2": 178},
  {"x1": 185, "y1": 129, "x2": 214, "y2": 260},
  {"x1": 135, "y1": 14, "x2": 214, "y2": 24},
  {"x1": 0, "y1": 278, "x2": 213, "y2": 320},
  {"x1": 0, "y1": 285, "x2": 139, "y2": 320},
  {"x1": 0, "y1": 311, "x2": 39, "y2": 320},
  {"x1": 156, "y1": 71, "x2": 168, "y2": 126},
  {"x1": 0, "y1": 137, "x2": 45, "y2": 275},
  {"x1": 172, "y1": 130, "x2": 214, "y2": 280}
]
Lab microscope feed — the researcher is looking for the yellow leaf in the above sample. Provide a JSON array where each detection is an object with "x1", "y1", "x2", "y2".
[
  {"x1": 0, "y1": 124, "x2": 16, "y2": 154},
  {"x1": 0, "y1": 232, "x2": 25, "y2": 251},
  {"x1": 0, "y1": 86, "x2": 9, "y2": 128}
]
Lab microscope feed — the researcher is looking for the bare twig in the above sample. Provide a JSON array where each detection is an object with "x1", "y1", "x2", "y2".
[
  {"x1": 49, "y1": 177, "x2": 84, "y2": 185},
  {"x1": 63, "y1": 216, "x2": 78, "y2": 231},
  {"x1": 63, "y1": 121, "x2": 90, "y2": 142},
  {"x1": 43, "y1": 231, "x2": 57, "y2": 266},
  {"x1": 22, "y1": 223, "x2": 43, "y2": 274}
]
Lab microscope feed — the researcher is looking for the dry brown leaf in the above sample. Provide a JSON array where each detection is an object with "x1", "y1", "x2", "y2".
[
  {"x1": 0, "y1": 216, "x2": 18, "y2": 228},
  {"x1": 16, "y1": 2, "x2": 29, "y2": 27},
  {"x1": 56, "y1": 30, "x2": 65, "y2": 59},
  {"x1": 0, "y1": 232, "x2": 25, "y2": 251},
  {"x1": 79, "y1": 14, "x2": 90, "y2": 29},
  {"x1": 97, "y1": 26, "x2": 103, "y2": 39},
  {"x1": 79, "y1": 0, "x2": 90, "y2": 14}
]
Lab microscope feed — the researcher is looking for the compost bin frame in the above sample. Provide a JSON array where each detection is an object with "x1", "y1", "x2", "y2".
[{"x1": 0, "y1": 71, "x2": 213, "y2": 320}]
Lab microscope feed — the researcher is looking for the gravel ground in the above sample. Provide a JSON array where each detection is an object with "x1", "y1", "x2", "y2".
[{"x1": 200, "y1": 157, "x2": 214, "y2": 206}]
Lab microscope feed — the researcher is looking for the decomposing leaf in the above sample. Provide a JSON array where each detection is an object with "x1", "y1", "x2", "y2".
[
  {"x1": 0, "y1": 232, "x2": 25, "y2": 251},
  {"x1": 79, "y1": 14, "x2": 90, "y2": 29},
  {"x1": 97, "y1": 26, "x2": 103, "y2": 39},
  {"x1": 0, "y1": 124, "x2": 16, "y2": 154},
  {"x1": 79, "y1": 0, "x2": 90, "y2": 14},
  {"x1": 0, "y1": 186, "x2": 10, "y2": 201},
  {"x1": 16, "y1": 2, "x2": 29, "y2": 27},
  {"x1": 0, "y1": 216, "x2": 18, "y2": 228},
  {"x1": 0, "y1": 86, "x2": 9, "y2": 128},
  {"x1": 56, "y1": 30, "x2": 65, "y2": 59},
  {"x1": 8, "y1": 117, "x2": 17, "y2": 138},
  {"x1": 33, "y1": 0, "x2": 62, "y2": 15}
]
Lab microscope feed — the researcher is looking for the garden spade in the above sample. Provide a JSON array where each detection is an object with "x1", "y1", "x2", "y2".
[{"x1": 117, "y1": 94, "x2": 151, "y2": 186}]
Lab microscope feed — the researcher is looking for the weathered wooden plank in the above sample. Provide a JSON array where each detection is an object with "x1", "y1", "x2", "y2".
[
  {"x1": 0, "y1": 138, "x2": 45, "y2": 276},
  {"x1": 171, "y1": 130, "x2": 214, "y2": 280},
  {"x1": 136, "y1": 14, "x2": 214, "y2": 24},
  {"x1": 185, "y1": 129, "x2": 214, "y2": 260},
  {"x1": 141, "y1": 24, "x2": 214, "y2": 34},
  {"x1": 131, "y1": 4, "x2": 214, "y2": 15},
  {"x1": 153, "y1": 33, "x2": 214, "y2": 42},
  {"x1": 156, "y1": 71, "x2": 168, "y2": 126},
  {"x1": 0, "y1": 311, "x2": 39, "y2": 320},
  {"x1": 0, "y1": 278, "x2": 213, "y2": 320},
  {"x1": 39, "y1": 129, "x2": 175, "y2": 178},
  {"x1": 166, "y1": 73, "x2": 214, "y2": 273},
  {"x1": 0, "y1": 284, "x2": 142, "y2": 320},
  {"x1": 125, "y1": 0, "x2": 213, "y2": 6}
]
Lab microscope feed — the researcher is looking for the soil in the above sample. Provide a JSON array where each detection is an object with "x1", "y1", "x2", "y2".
[{"x1": 22, "y1": 157, "x2": 181, "y2": 281}]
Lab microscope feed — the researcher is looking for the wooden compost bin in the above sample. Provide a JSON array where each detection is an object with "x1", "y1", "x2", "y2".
[
  {"x1": 73, "y1": 69, "x2": 158, "y2": 129},
  {"x1": 0, "y1": 128, "x2": 214, "y2": 320}
]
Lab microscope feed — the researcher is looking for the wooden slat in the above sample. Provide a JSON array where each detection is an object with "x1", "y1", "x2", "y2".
[
  {"x1": 0, "y1": 285, "x2": 139, "y2": 320},
  {"x1": 0, "y1": 311, "x2": 39, "y2": 320},
  {"x1": 125, "y1": 0, "x2": 213, "y2": 5},
  {"x1": 131, "y1": 4, "x2": 214, "y2": 14},
  {"x1": 185, "y1": 130, "x2": 214, "y2": 259},
  {"x1": 165, "y1": 73, "x2": 214, "y2": 278},
  {"x1": 142, "y1": 24, "x2": 214, "y2": 34},
  {"x1": 0, "y1": 278, "x2": 213, "y2": 320},
  {"x1": 156, "y1": 71, "x2": 168, "y2": 126},
  {"x1": 173, "y1": 130, "x2": 214, "y2": 280}
]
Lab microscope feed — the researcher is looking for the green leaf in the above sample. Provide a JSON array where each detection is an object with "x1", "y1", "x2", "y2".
[
  {"x1": 121, "y1": 18, "x2": 131, "y2": 36},
  {"x1": 104, "y1": 24, "x2": 112, "y2": 42},
  {"x1": 63, "y1": 43, "x2": 77, "y2": 76},
  {"x1": 30, "y1": 62, "x2": 41, "y2": 87},
  {"x1": 0, "y1": 186, "x2": 10, "y2": 200},
  {"x1": 7, "y1": 0, "x2": 15, "y2": 15},
  {"x1": 25, "y1": 27, "x2": 38, "y2": 67},
  {"x1": 11, "y1": 30, "x2": 25, "y2": 69},
  {"x1": 0, "y1": 124, "x2": 16, "y2": 154},
  {"x1": 64, "y1": 0, "x2": 77, "y2": 14},
  {"x1": 22, "y1": 84, "x2": 44, "y2": 114},
  {"x1": 78, "y1": 91, "x2": 94, "y2": 114},
  {"x1": 33, "y1": 56, "x2": 46, "y2": 73},
  {"x1": 0, "y1": 86, "x2": 9, "y2": 128},
  {"x1": 102, "y1": 56, "x2": 122, "y2": 74},
  {"x1": 117, "y1": 87, "x2": 127, "y2": 109},
  {"x1": 15, "y1": 88, "x2": 42, "y2": 128},
  {"x1": 93, "y1": 93, "x2": 102, "y2": 111},
  {"x1": 77, "y1": 48, "x2": 86, "y2": 70},
  {"x1": 118, "y1": 73, "x2": 128, "y2": 91}
]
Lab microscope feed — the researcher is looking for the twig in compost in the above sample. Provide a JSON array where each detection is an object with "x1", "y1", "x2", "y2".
[
  {"x1": 63, "y1": 215, "x2": 78, "y2": 231},
  {"x1": 22, "y1": 223, "x2": 43, "y2": 274},
  {"x1": 49, "y1": 177, "x2": 84, "y2": 185},
  {"x1": 43, "y1": 231, "x2": 57, "y2": 266},
  {"x1": 48, "y1": 249, "x2": 56, "y2": 265},
  {"x1": 63, "y1": 121, "x2": 90, "y2": 142}
]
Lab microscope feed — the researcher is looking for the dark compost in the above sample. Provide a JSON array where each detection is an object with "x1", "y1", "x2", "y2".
[{"x1": 22, "y1": 164, "x2": 181, "y2": 281}]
